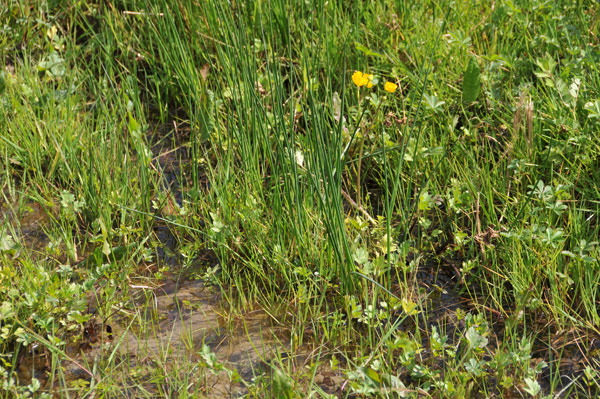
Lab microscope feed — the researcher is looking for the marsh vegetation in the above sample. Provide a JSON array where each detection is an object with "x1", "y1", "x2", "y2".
[{"x1": 1, "y1": 1, "x2": 600, "y2": 397}]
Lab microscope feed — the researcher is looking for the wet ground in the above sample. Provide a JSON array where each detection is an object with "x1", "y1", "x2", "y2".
[
  {"x1": 0, "y1": 200, "x2": 53, "y2": 254},
  {"x1": 6, "y1": 205, "x2": 598, "y2": 397},
  {"x1": 13, "y1": 273, "x2": 290, "y2": 397},
  {"x1": 3, "y1": 123, "x2": 598, "y2": 398},
  {"x1": 2, "y1": 124, "x2": 327, "y2": 398}
]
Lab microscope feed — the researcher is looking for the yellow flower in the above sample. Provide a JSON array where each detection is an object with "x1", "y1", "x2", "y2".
[
  {"x1": 352, "y1": 71, "x2": 374, "y2": 88},
  {"x1": 384, "y1": 81, "x2": 398, "y2": 93},
  {"x1": 352, "y1": 71, "x2": 364, "y2": 86}
]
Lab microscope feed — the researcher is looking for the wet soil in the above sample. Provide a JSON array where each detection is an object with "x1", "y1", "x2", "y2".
[
  {"x1": 0, "y1": 200, "x2": 53, "y2": 254},
  {"x1": 8, "y1": 123, "x2": 302, "y2": 397},
  {"x1": 14, "y1": 274, "x2": 285, "y2": 397},
  {"x1": 403, "y1": 259, "x2": 600, "y2": 398},
  {"x1": 5, "y1": 123, "x2": 599, "y2": 398}
]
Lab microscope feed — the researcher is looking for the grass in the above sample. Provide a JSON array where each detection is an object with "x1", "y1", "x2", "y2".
[{"x1": 1, "y1": 0, "x2": 600, "y2": 397}]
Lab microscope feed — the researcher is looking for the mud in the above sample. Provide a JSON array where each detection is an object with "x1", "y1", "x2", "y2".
[
  {"x1": 14, "y1": 274, "x2": 285, "y2": 397},
  {"x1": 0, "y1": 200, "x2": 53, "y2": 254}
]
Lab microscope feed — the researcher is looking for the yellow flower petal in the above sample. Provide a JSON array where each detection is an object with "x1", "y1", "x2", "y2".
[
  {"x1": 352, "y1": 71, "x2": 365, "y2": 87},
  {"x1": 352, "y1": 71, "x2": 375, "y2": 88},
  {"x1": 384, "y1": 81, "x2": 398, "y2": 93}
]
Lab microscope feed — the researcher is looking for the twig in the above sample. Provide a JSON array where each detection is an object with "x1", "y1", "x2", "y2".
[
  {"x1": 14, "y1": 320, "x2": 97, "y2": 382},
  {"x1": 122, "y1": 10, "x2": 164, "y2": 16},
  {"x1": 341, "y1": 188, "x2": 376, "y2": 225}
]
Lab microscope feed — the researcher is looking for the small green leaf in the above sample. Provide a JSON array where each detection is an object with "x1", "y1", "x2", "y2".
[
  {"x1": 465, "y1": 357, "x2": 484, "y2": 376},
  {"x1": 102, "y1": 240, "x2": 111, "y2": 257},
  {"x1": 465, "y1": 326, "x2": 488, "y2": 349},
  {"x1": 364, "y1": 367, "x2": 381, "y2": 384},
  {"x1": 0, "y1": 233, "x2": 17, "y2": 251},
  {"x1": 523, "y1": 377, "x2": 541, "y2": 396},
  {"x1": 401, "y1": 298, "x2": 419, "y2": 316},
  {"x1": 352, "y1": 248, "x2": 369, "y2": 265},
  {"x1": 128, "y1": 114, "x2": 140, "y2": 137},
  {"x1": 462, "y1": 58, "x2": 480, "y2": 104},
  {"x1": 423, "y1": 93, "x2": 445, "y2": 112},
  {"x1": 354, "y1": 42, "x2": 385, "y2": 58}
]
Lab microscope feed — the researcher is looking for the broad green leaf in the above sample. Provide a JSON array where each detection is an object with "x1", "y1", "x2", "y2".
[
  {"x1": 462, "y1": 58, "x2": 480, "y2": 104},
  {"x1": 364, "y1": 367, "x2": 381, "y2": 384}
]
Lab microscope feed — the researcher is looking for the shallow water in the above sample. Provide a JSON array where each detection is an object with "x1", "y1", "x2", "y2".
[
  {"x1": 7, "y1": 126, "x2": 295, "y2": 397},
  {"x1": 1, "y1": 200, "x2": 52, "y2": 254},
  {"x1": 14, "y1": 270, "x2": 286, "y2": 397}
]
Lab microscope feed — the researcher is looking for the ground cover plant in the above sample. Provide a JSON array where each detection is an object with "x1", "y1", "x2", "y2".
[{"x1": 1, "y1": 0, "x2": 600, "y2": 397}]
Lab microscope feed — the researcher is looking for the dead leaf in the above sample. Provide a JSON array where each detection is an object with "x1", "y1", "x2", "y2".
[{"x1": 200, "y1": 64, "x2": 210, "y2": 82}]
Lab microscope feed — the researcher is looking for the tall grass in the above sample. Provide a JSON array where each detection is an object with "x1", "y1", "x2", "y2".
[{"x1": 1, "y1": 0, "x2": 599, "y2": 397}]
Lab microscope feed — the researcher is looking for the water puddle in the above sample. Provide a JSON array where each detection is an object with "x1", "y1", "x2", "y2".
[
  {"x1": 403, "y1": 260, "x2": 600, "y2": 398},
  {"x1": 9, "y1": 123, "x2": 297, "y2": 397},
  {"x1": 13, "y1": 272, "x2": 289, "y2": 397},
  {"x1": 0, "y1": 200, "x2": 53, "y2": 255}
]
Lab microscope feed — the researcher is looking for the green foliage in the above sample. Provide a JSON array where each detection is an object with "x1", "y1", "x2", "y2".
[
  {"x1": 1, "y1": 0, "x2": 600, "y2": 397},
  {"x1": 462, "y1": 57, "x2": 480, "y2": 104}
]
